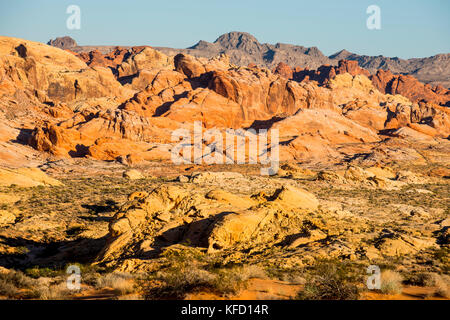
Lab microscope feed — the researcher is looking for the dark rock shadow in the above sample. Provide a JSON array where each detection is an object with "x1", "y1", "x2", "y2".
[
  {"x1": 80, "y1": 216, "x2": 113, "y2": 222},
  {"x1": 68, "y1": 144, "x2": 89, "y2": 157},
  {"x1": 153, "y1": 92, "x2": 189, "y2": 117},
  {"x1": 11, "y1": 128, "x2": 33, "y2": 145},
  {"x1": 245, "y1": 116, "x2": 286, "y2": 130},
  {"x1": 0, "y1": 235, "x2": 108, "y2": 270},
  {"x1": 117, "y1": 74, "x2": 136, "y2": 86},
  {"x1": 81, "y1": 200, "x2": 118, "y2": 214},
  {"x1": 138, "y1": 212, "x2": 234, "y2": 259}
]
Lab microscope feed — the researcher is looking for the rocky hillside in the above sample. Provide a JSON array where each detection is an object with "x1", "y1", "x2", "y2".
[
  {"x1": 0, "y1": 35, "x2": 449, "y2": 301},
  {"x1": 1, "y1": 36, "x2": 449, "y2": 167},
  {"x1": 48, "y1": 32, "x2": 450, "y2": 88}
]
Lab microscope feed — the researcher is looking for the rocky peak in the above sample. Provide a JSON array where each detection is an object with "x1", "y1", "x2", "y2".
[
  {"x1": 214, "y1": 32, "x2": 262, "y2": 52},
  {"x1": 329, "y1": 49, "x2": 353, "y2": 60},
  {"x1": 188, "y1": 40, "x2": 217, "y2": 50},
  {"x1": 47, "y1": 36, "x2": 78, "y2": 49}
]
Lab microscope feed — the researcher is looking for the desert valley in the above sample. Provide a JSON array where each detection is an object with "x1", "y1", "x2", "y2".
[{"x1": 0, "y1": 31, "x2": 448, "y2": 300}]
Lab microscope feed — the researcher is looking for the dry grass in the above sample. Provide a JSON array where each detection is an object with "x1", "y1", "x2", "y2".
[
  {"x1": 380, "y1": 270, "x2": 403, "y2": 295},
  {"x1": 140, "y1": 247, "x2": 267, "y2": 299},
  {"x1": 95, "y1": 272, "x2": 136, "y2": 296},
  {"x1": 31, "y1": 282, "x2": 71, "y2": 300},
  {"x1": 1, "y1": 163, "x2": 448, "y2": 300},
  {"x1": 142, "y1": 264, "x2": 261, "y2": 299},
  {"x1": 141, "y1": 263, "x2": 213, "y2": 299},
  {"x1": 210, "y1": 265, "x2": 264, "y2": 295},
  {"x1": 0, "y1": 279, "x2": 18, "y2": 298},
  {"x1": 0, "y1": 270, "x2": 36, "y2": 299},
  {"x1": 421, "y1": 273, "x2": 450, "y2": 298},
  {"x1": 296, "y1": 260, "x2": 360, "y2": 300},
  {"x1": 238, "y1": 265, "x2": 267, "y2": 280}
]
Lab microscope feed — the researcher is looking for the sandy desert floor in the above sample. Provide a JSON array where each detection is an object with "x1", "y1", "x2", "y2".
[{"x1": 0, "y1": 158, "x2": 448, "y2": 300}]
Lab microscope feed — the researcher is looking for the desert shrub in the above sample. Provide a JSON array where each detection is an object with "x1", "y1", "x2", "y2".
[
  {"x1": 264, "y1": 265, "x2": 306, "y2": 284},
  {"x1": 25, "y1": 266, "x2": 61, "y2": 279},
  {"x1": 208, "y1": 264, "x2": 267, "y2": 294},
  {"x1": 403, "y1": 272, "x2": 428, "y2": 286},
  {"x1": 0, "y1": 270, "x2": 36, "y2": 299},
  {"x1": 140, "y1": 247, "x2": 263, "y2": 299},
  {"x1": 96, "y1": 272, "x2": 136, "y2": 295},
  {"x1": 1, "y1": 270, "x2": 35, "y2": 289},
  {"x1": 0, "y1": 279, "x2": 19, "y2": 298},
  {"x1": 239, "y1": 265, "x2": 267, "y2": 280},
  {"x1": 31, "y1": 282, "x2": 70, "y2": 300},
  {"x1": 433, "y1": 247, "x2": 449, "y2": 267},
  {"x1": 82, "y1": 271, "x2": 102, "y2": 287},
  {"x1": 140, "y1": 246, "x2": 213, "y2": 299},
  {"x1": 143, "y1": 266, "x2": 216, "y2": 299},
  {"x1": 434, "y1": 279, "x2": 450, "y2": 298},
  {"x1": 144, "y1": 265, "x2": 258, "y2": 299},
  {"x1": 296, "y1": 261, "x2": 360, "y2": 300},
  {"x1": 284, "y1": 273, "x2": 306, "y2": 285},
  {"x1": 208, "y1": 266, "x2": 249, "y2": 295},
  {"x1": 380, "y1": 270, "x2": 403, "y2": 295},
  {"x1": 63, "y1": 262, "x2": 105, "y2": 287},
  {"x1": 419, "y1": 273, "x2": 450, "y2": 298}
]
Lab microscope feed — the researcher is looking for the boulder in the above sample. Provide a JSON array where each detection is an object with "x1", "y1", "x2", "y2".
[
  {"x1": 174, "y1": 54, "x2": 207, "y2": 78},
  {"x1": 276, "y1": 163, "x2": 317, "y2": 180},
  {"x1": 206, "y1": 208, "x2": 272, "y2": 252},
  {"x1": 0, "y1": 167, "x2": 62, "y2": 187},
  {"x1": 273, "y1": 62, "x2": 293, "y2": 79},
  {"x1": 0, "y1": 210, "x2": 16, "y2": 225},
  {"x1": 270, "y1": 185, "x2": 319, "y2": 211},
  {"x1": 205, "y1": 189, "x2": 255, "y2": 208},
  {"x1": 190, "y1": 172, "x2": 244, "y2": 184},
  {"x1": 376, "y1": 233, "x2": 437, "y2": 257},
  {"x1": 123, "y1": 169, "x2": 144, "y2": 180},
  {"x1": 117, "y1": 47, "x2": 173, "y2": 78},
  {"x1": 288, "y1": 229, "x2": 327, "y2": 248}
]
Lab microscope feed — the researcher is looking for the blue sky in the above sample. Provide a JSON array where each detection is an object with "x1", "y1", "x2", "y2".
[{"x1": 0, "y1": 0, "x2": 449, "y2": 59}]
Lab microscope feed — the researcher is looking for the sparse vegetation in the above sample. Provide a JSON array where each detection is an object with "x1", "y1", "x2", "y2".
[
  {"x1": 96, "y1": 272, "x2": 136, "y2": 295},
  {"x1": 0, "y1": 270, "x2": 36, "y2": 298},
  {"x1": 0, "y1": 278, "x2": 19, "y2": 298},
  {"x1": 296, "y1": 260, "x2": 361, "y2": 300},
  {"x1": 418, "y1": 273, "x2": 450, "y2": 298},
  {"x1": 380, "y1": 270, "x2": 403, "y2": 295},
  {"x1": 1, "y1": 20, "x2": 449, "y2": 304},
  {"x1": 0, "y1": 162, "x2": 448, "y2": 300},
  {"x1": 139, "y1": 247, "x2": 266, "y2": 299},
  {"x1": 25, "y1": 266, "x2": 62, "y2": 279},
  {"x1": 31, "y1": 282, "x2": 70, "y2": 300}
]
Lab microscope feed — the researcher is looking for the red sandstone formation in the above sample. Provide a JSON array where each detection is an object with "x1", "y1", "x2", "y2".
[
  {"x1": 273, "y1": 60, "x2": 449, "y2": 106},
  {"x1": 371, "y1": 70, "x2": 450, "y2": 105},
  {"x1": 273, "y1": 62, "x2": 293, "y2": 80},
  {"x1": 1, "y1": 36, "x2": 449, "y2": 165}
]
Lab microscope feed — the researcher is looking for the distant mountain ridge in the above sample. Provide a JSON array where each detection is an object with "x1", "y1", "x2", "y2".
[
  {"x1": 47, "y1": 32, "x2": 450, "y2": 88},
  {"x1": 156, "y1": 32, "x2": 332, "y2": 72}
]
